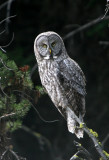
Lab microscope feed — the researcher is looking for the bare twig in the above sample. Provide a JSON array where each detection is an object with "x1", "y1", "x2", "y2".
[
  {"x1": 30, "y1": 100, "x2": 59, "y2": 123},
  {"x1": 70, "y1": 151, "x2": 82, "y2": 160},
  {"x1": 0, "y1": 150, "x2": 8, "y2": 160},
  {"x1": 0, "y1": 57, "x2": 14, "y2": 70},
  {"x1": 0, "y1": 86, "x2": 58, "y2": 125},
  {"x1": 9, "y1": 149, "x2": 20, "y2": 160},
  {"x1": 0, "y1": 32, "x2": 14, "y2": 53},
  {"x1": 0, "y1": 30, "x2": 6, "y2": 35},
  {"x1": 99, "y1": 41, "x2": 109, "y2": 45},
  {"x1": 0, "y1": 47, "x2": 6, "y2": 53},
  {"x1": 0, "y1": 32, "x2": 14, "y2": 48},
  {"x1": 63, "y1": 16, "x2": 109, "y2": 40},
  {"x1": 74, "y1": 141, "x2": 93, "y2": 160},
  {"x1": 70, "y1": 141, "x2": 93, "y2": 160},
  {"x1": 5, "y1": 0, "x2": 15, "y2": 34},
  {"x1": 102, "y1": 134, "x2": 109, "y2": 149},
  {"x1": 0, "y1": 1, "x2": 8, "y2": 10},
  {"x1": 0, "y1": 112, "x2": 16, "y2": 120},
  {"x1": 30, "y1": 63, "x2": 37, "y2": 78},
  {"x1": 0, "y1": 15, "x2": 16, "y2": 25},
  {"x1": 0, "y1": 148, "x2": 22, "y2": 160},
  {"x1": 0, "y1": 83, "x2": 10, "y2": 98},
  {"x1": 101, "y1": 1, "x2": 109, "y2": 20},
  {"x1": 13, "y1": 90, "x2": 59, "y2": 123},
  {"x1": 1, "y1": 149, "x2": 9, "y2": 160}
]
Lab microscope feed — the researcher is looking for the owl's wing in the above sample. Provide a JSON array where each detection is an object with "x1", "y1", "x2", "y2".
[
  {"x1": 57, "y1": 58, "x2": 86, "y2": 138},
  {"x1": 58, "y1": 58, "x2": 86, "y2": 96}
]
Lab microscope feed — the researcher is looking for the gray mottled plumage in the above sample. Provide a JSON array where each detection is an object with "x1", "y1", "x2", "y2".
[{"x1": 34, "y1": 31, "x2": 86, "y2": 138}]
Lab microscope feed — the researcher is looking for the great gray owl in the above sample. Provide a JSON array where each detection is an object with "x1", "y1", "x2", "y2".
[{"x1": 34, "y1": 31, "x2": 86, "y2": 138}]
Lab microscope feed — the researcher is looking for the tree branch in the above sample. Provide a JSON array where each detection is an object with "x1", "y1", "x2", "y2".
[
  {"x1": 69, "y1": 109, "x2": 108, "y2": 160},
  {"x1": 70, "y1": 151, "x2": 82, "y2": 160},
  {"x1": 0, "y1": 47, "x2": 6, "y2": 53},
  {"x1": 5, "y1": 0, "x2": 15, "y2": 34},
  {"x1": 0, "y1": 32, "x2": 14, "y2": 48},
  {"x1": 0, "y1": 15, "x2": 16, "y2": 25},
  {"x1": 0, "y1": 30, "x2": 6, "y2": 35},
  {"x1": 101, "y1": 1, "x2": 109, "y2": 20},
  {"x1": 1, "y1": 149, "x2": 9, "y2": 160},
  {"x1": 9, "y1": 149, "x2": 20, "y2": 160},
  {"x1": 0, "y1": 57, "x2": 14, "y2": 70},
  {"x1": 0, "y1": 148, "x2": 25, "y2": 160},
  {"x1": 99, "y1": 41, "x2": 109, "y2": 45},
  {"x1": 0, "y1": 1, "x2": 8, "y2": 10},
  {"x1": 0, "y1": 112, "x2": 16, "y2": 120},
  {"x1": 70, "y1": 141, "x2": 93, "y2": 160},
  {"x1": 63, "y1": 16, "x2": 109, "y2": 40},
  {"x1": 102, "y1": 134, "x2": 109, "y2": 149}
]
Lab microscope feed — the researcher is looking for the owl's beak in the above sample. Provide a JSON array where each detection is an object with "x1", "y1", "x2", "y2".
[{"x1": 49, "y1": 48, "x2": 52, "y2": 54}]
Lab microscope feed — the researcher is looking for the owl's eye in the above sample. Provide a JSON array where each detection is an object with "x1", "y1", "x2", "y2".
[
  {"x1": 51, "y1": 42, "x2": 56, "y2": 47},
  {"x1": 42, "y1": 44, "x2": 47, "y2": 48}
]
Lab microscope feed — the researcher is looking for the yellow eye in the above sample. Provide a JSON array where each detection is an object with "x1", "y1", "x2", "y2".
[
  {"x1": 51, "y1": 42, "x2": 56, "y2": 47},
  {"x1": 42, "y1": 44, "x2": 47, "y2": 48}
]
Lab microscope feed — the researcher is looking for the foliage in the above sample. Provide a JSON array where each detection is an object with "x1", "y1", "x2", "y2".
[
  {"x1": 0, "y1": 50, "x2": 32, "y2": 131},
  {"x1": 35, "y1": 85, "x2": 46, "y2": 95}
]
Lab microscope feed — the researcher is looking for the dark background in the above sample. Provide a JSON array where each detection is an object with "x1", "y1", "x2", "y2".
[{"x1": 0, "y1": 0, "x2": 109, "y2": 160}]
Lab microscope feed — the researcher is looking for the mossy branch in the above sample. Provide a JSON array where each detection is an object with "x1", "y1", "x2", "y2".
[
  {"x1": 70, "y1": 110, "x2": 108, "y2": 160},
  {"x1": 70, "y1": 141, "x2": 93, "y2": 160}
]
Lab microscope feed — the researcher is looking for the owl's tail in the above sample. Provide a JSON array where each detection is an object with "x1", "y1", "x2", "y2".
[{"x1": 67, "y1": 107, "x2": 84, "y2": 139}]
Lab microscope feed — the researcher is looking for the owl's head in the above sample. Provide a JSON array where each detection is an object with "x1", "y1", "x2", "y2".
[{"x1": 34, "y1": 31, "x2": 67, "y2": 61}]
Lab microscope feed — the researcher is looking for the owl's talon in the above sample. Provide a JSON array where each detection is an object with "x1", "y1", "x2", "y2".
[{"x1": 79, "y1": 123, "x2": 85, "y2": 129}]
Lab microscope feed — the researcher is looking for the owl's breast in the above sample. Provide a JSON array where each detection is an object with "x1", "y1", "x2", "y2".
[{"x1": 38, "y1": 61, "x2": 66, "y2": 107}]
